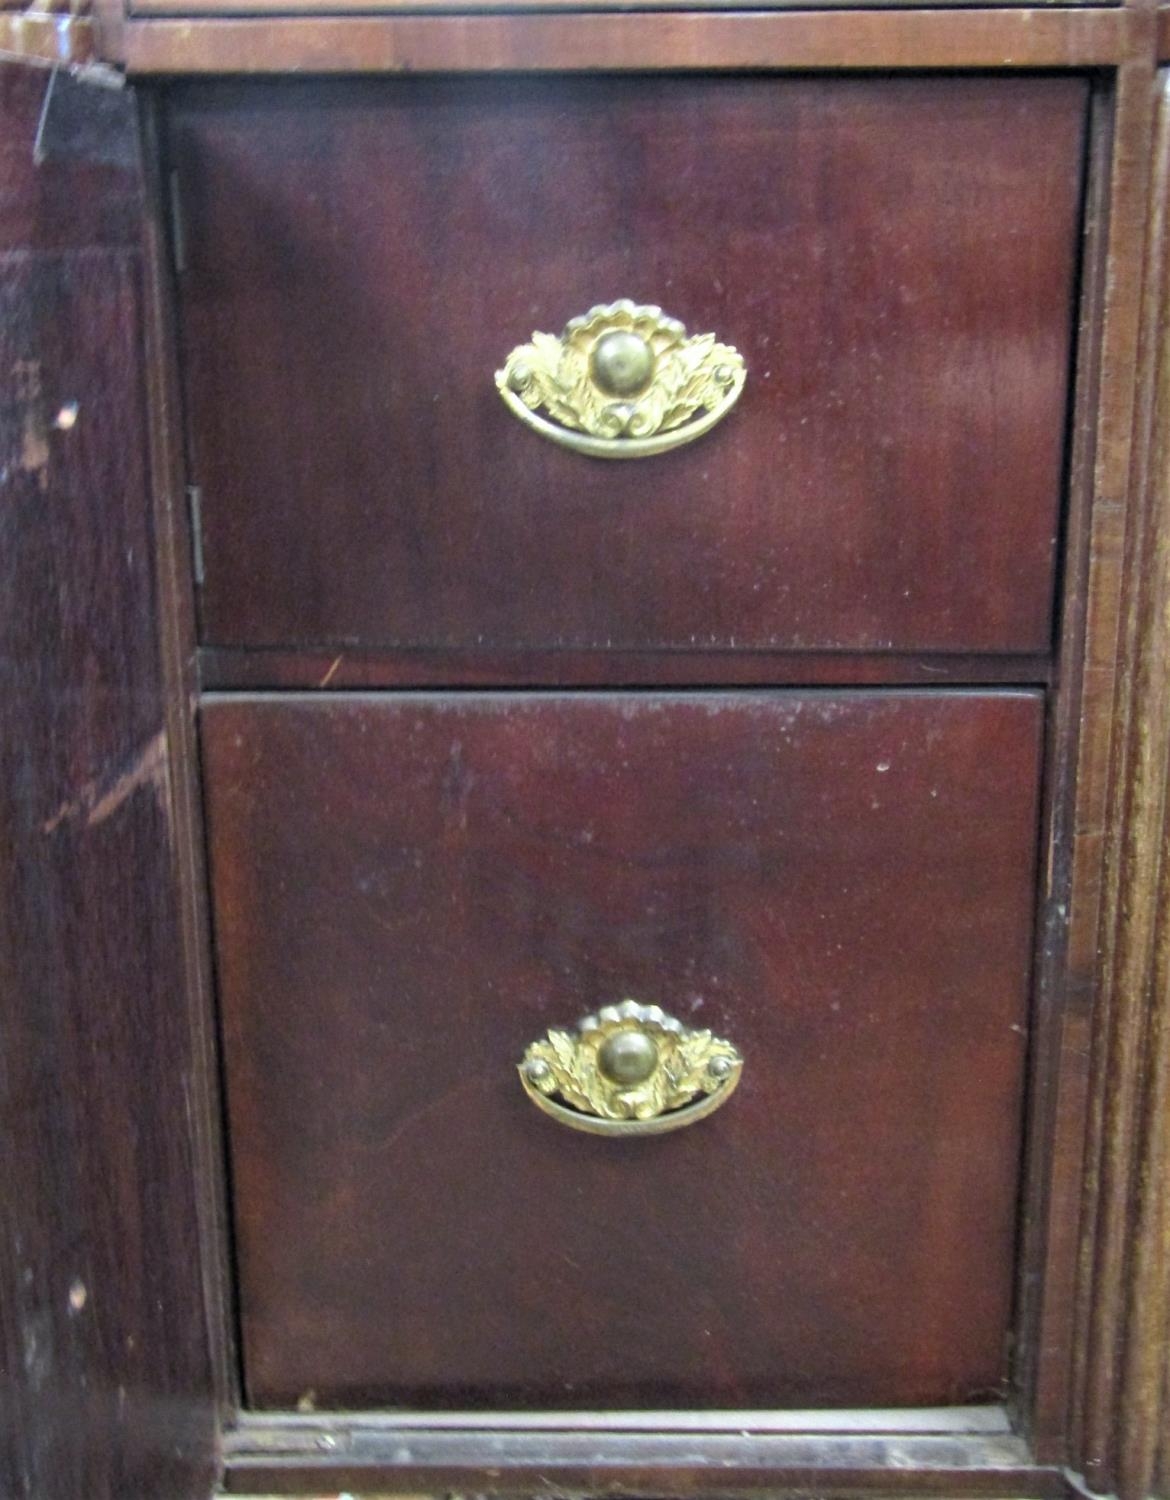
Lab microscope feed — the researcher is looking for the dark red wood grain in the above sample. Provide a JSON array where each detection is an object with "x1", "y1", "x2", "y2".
[
  {"x1": 124, "y1": 9, "x2": 1128, "y2": 77},
  {"x1": 0, "y1": 70, "x2": 142, "y2": 253},
  {"x1": 0, "y1": 65, "x2": 215, "y2": 1500},
  {"x1": 170, "y1": 75, "x2": 1085, "y2": 662},
  {"x1": 203, "y1": 689, "x2": 1043, "y2": 1412}
]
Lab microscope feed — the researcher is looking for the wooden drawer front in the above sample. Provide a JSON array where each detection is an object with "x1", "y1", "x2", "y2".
[
  {"x1": 203, "y1": 690, "x2": 1042, "y2": 1411},
  {"x1": 173, "y1": 77, "x2": 1085, "y2": 658}
]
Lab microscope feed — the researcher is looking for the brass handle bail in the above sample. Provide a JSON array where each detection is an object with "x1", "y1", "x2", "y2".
[
  {"x1": 496, "y1": 301, "x2": 746, "y2": 460},
  {"x1": 519, "y1": 999, "x2": 743, "y2": 1137}
]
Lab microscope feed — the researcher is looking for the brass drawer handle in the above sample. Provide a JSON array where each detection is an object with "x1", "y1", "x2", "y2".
[
  {"x1": 496, "y1": 301, "x2": 746, "y2": 460},
  {"x1": 519, "y1": 999, "x2": 743, "y2": 1137}
]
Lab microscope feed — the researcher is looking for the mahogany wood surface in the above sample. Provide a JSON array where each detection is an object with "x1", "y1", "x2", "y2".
[
  {"x1": 130, "y1": 0, "x2": 1116, "y2": 15},
  {"x1": 123, "y1": 9, "x2": 1131, "y2": 75},
  {"x1": 0, "y1": 68, "x2": 140, "y2": 252},
  {"x1": 140, "y1": 90, "x2": 241, "y2": 1418},
  {"x1": 171, "y1": 75, "x2": 1085, "y2": 663},
  {"x1": 203, "y1": 689, "x2": 1042, "y2": 1413},
  {"x1": 1011, "y1": 77, "x2": 1122, "y2": 1459},
  {"x1": 1, "y1": 4, "x2": 1168, "y2": 1495},
  {"x1": 1021, "y1": 33, "x2": 1162, "y2": 1479},
  {"x1": 0, "y1": 65, "x2": 215, "y2": 1500},
  {"x1": 1068, "y1": 63, "x2": 1170, "y2": 1500}
]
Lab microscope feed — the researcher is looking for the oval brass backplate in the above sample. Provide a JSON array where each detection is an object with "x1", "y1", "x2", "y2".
[
  {"x1": 496, "y1": 301, "x2": 746, "y2": 460},
  {"x1": 518, "y1": 999, "x2": 743, "y2": 1137}
]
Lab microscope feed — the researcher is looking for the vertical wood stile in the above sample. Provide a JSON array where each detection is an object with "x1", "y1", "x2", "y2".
[
  {"x1": 1112, "y1": 65, "x2": 1170, "y2": 1500},
  {"x1": 1074, "y1": 49, "x2": 1170, "y2": 1500}
]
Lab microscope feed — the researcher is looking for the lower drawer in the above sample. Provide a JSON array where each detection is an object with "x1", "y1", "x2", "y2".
[{"x1": 201, "y1": 689, "x2": 1042, "y2": 1412}]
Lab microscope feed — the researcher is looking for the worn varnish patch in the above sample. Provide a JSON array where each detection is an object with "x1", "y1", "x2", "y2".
[{"x1": 0, "y1": 74, "x2": 215, "y2": 1499}]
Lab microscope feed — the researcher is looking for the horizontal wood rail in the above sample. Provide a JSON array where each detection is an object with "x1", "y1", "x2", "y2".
[{"x1": 122, "y1": 6, "x2": 1131, "y2": 74}]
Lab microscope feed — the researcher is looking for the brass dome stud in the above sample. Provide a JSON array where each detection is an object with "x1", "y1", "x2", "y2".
[
  {"x1": 597, "y1": 1029, "x2": 660, "y2": 1086},
  {"x1": 589, "y1": 330, "x2": 656, "y2": 398}
]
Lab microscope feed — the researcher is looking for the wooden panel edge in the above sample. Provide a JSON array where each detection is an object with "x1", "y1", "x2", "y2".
[
  {"x1": 121, "y1": 8, "x2": 1129, "y2": 76},
  {"x1": 0, "y1": 8, "x2": 96, "y2": 65},
  {"x1": 234, "y1": 1406, "x2": 1017, "y2": 1435},
  {"x1": 1013, "y1": 73, "x2": 1113, "y2": 1461},
  {"x1": 126, "y1": 0, "x2": 1120, "y2": 14},
  {"x1": 221, "y1": 1421, "x2": 1058, "y2": 1498},
  {"x1": 0, "y1": 68, "x2": 216, "y2": 1500},
  {"x1": 138, "y1": 89, "x2": 240, "y2": 1429},
  {"x1": 1069, "y1": 61, "x2": 1170, "y2": 1500},
  {"x1": 196, "y1": 647, "x2": 1054, "y2": 692}
]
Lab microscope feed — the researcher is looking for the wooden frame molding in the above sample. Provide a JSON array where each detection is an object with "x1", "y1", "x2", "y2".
[
  {"x1": 0, "y1": 0, "x2": 95, "y2": 65},
  {"x1": 5, "y1": 5, "x2": 1168, "y2": 1496},
  {"x1": 1069, "y1": 65, "x2": 1170, "y2": 1500},
  {"x1": 0, "y1": 61, "x2": 215, "y2": 1500},
  {"x1": 143, "y1": 27, "x2": 1167, "y2": 1500},
  {"x1": 129, "y1": 0, "x2": 1124, "y2": 14},
  {"x1": 222, "y1": 1412, "x2": 1055, "y2": 1497},
  {"x1": 120, "y1": 7, "x2": 1130, "y2": 74}
]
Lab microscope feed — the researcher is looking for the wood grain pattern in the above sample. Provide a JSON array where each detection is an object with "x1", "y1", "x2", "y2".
[
  {"x1": 1012, "y1": 77, "x2": 1120, "y2": 1460},
  {"x1": 0, "y1": 63, "x2": 215, "y2": 1500},
  {"x1": 124, "y1": 9, "x2": 1130, "y2": 75},
  {"x1": 202, "y1": 690, "x2": 1042, "y2": 1413},
  {"x1": 139, "y1": 87, "x2": 240, "y2": 1418},
  {"x1": 1068, "y1": 64, "x2": 1170, "y2": 1500},
  {"x1": 129, "y1": 0, "x2": 1116, "y2": 16},
  {"x1": 1013, "y1": 46, "x2": 1161, "y2": 1469},
  {"x1": 171, "y1": 75, "x2": 1085, "y2": 664},
  {"x1": 0, "y1": 69, "x2": 139, "y2": 252},
  {"x1": 0, "y1": 9, "x2": 96, "y2": 66},
  {"x1": 1, "y1": 8, "x2": 1167, "y2": 1497},
  {"x1": 1058, "y1": 26, "x2": 1161, "y2": 1486}
]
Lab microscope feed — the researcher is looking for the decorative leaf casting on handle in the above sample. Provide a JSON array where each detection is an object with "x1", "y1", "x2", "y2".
[
  {"x1": 496, "y1": 301, "x2": 746, "y2": 460},
  {"x1": 519, "y1": 999, "x2": 743, "y2": 1136}
]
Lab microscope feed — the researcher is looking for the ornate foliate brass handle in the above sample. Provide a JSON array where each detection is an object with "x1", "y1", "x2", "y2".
[
  {"x1": 518, "y1": 999, "x2": 743, "y2": 1136},
  {"x1": 495, "y1": 301, "x2": 746, "y2": 460}
]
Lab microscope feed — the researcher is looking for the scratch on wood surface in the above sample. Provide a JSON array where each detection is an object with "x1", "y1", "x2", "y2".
[
  {"x1": 42, "y1": 729, "x2": 169, "y2": 834},
  {"x1": 18, "y1": 409, "x2": 49, "y2": 485},
  {"x1": 3, "y1": 359, "x2": 50, "y2": 492}
]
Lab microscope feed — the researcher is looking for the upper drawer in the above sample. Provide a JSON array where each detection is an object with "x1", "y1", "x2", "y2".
[{"x1": 170, "y1": 75, "x2": 1087, "y2": 657}]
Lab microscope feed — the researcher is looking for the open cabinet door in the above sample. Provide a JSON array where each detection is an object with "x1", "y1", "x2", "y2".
[{"x1": 0, "y1": 63, "x2": 216, "y2": 1500}]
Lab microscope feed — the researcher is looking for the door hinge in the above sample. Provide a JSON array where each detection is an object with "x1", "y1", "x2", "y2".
[
  {"x1": 186, "y1": 484, "x2": 205, "y2": 587},
  {"x1": 168, "y1": 169, "x2": 187, "y2": 275}
]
